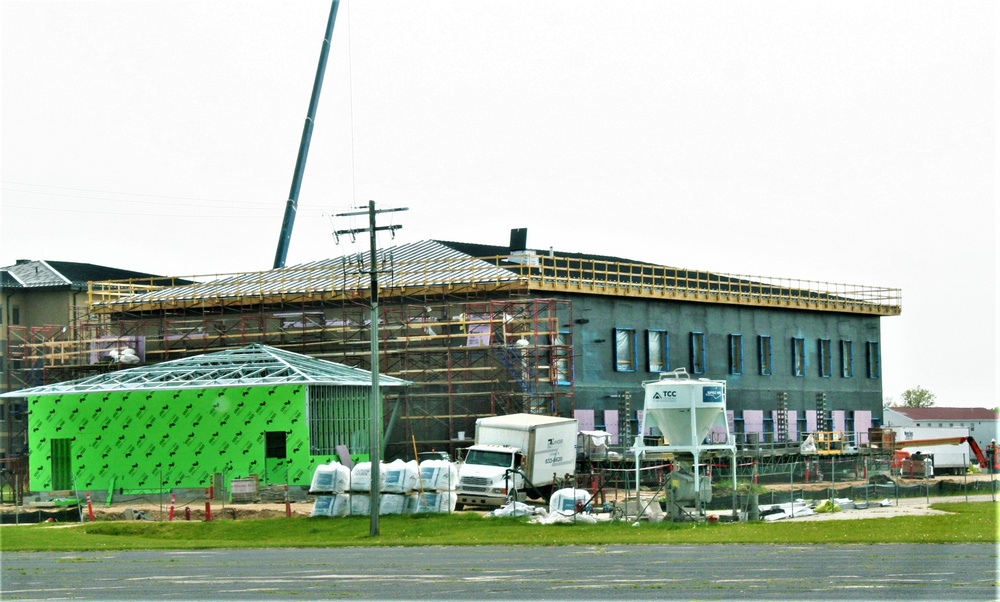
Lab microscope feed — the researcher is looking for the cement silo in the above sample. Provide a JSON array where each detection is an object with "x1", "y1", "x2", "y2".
[{"x1": 635, "y1": 369, "x2": 737, "y2": 520}]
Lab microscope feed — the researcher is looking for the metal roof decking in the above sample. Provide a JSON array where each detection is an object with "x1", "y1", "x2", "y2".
[
  {"x1": 85, "y1": 239, "x2": 901, "y2": 316},
  {"x1": 1, "y1": 344, "x2": 410, "y2": 396},
  {"x1": 90, "y1": 240, "x2": 525, "y2": 312}
]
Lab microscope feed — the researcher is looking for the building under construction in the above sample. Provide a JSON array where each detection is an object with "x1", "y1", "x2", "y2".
[{"x1": 3, "y1": 231, "x2": 902, "y2": 474}]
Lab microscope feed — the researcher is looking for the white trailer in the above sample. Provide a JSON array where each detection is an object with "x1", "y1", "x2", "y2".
[{"x1": 890, "y1": 426, "x2": 972, "y2": 475}]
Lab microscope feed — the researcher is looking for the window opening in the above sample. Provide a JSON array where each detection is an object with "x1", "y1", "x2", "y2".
[
  {"x1": 792, "y1": 337, "x2": 806, "y2": 377},
  {"x1": 647, "y1": 329, "x2": 667, "y2": 372},
  {"x1": 553, "y1": 330, "x2": 572, "y2": 384},
  {"x1": 866, "y1": 341, "x2": 881, "y2": 378},
  {"x1": 841, "y1": 340, "x2": 853, "y2": 377},
  {"x1": 758, "y1": 335, "x2": 772, "y2": 376},
  {"x1": 690, "y1": 332, "x2": 706, "y2": 374},
  {"x1": 615, "y1": 328, "x2": 637, "y2": 372},
  {"x1": 264, "y1": 431, "x2": 287, "y2": 459},
  {"x1": 818, "y1": 339, "x2": 832, "y2": 377},
  {"x1": 729, "y1": 334, "x2": 743, "y2": 375}
]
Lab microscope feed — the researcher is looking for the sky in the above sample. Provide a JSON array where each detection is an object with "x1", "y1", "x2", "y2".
[{"x1": 0, "y1": 1, "x2": 995, "y2": 408}]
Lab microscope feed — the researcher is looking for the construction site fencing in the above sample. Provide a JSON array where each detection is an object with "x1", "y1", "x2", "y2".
[{"x1": 708, "y1": 454, "x2": 999, "y2": 509}]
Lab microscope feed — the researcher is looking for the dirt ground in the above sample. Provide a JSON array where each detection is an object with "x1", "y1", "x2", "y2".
[
  {"x1": 89, "y1": 500, "x2": 314, "y2": 522},
  {"x1": 7, "y1": 472, "x2": 997, "y2": 524}
]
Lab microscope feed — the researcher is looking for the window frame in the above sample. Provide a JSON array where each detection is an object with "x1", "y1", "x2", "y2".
[
  {"x1": 840, "y1": 340, "x2": 854, "y2": 378},
  {"x1": 552, "y1": 329, "x2": 572, "y2": 384},
  {"x1": 646, "y1": 329, "x2": 668, "y2": 373},
  {"x1": 690, "y1": 331, "x2": 706, "y2": 374},
  {"x1": 791, "y1": 337, "x2": 806, "y2": 377},
  {"x1": 818, "y1": 338, "x2": 832, "y2": 378},
  {"x1": 728, "y1": 334, "x2": 743, "y2": 375},
  {"x1": 866, "y1": 341, "x2": 881, "y2": 378},
  {"x1": 758, "y1": 335, "x2": 772, "y2": 376},
  {"x1": 614, "y1": 328, "x2": 637, "y2": 372}
]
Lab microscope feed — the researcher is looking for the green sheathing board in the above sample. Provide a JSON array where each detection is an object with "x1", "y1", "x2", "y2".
[{"x1": 27, "y1": 384, "x2": 353, "y2": 493}]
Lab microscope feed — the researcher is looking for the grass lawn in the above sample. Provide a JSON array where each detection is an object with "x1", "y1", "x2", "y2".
[{"x1": 1, "y1": 501, "x2": 996, "y2": 552}]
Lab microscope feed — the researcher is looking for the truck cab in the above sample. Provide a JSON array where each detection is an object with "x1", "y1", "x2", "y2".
[{"x1": 456, "y1": 444, "x2": 525, "y2": 508}]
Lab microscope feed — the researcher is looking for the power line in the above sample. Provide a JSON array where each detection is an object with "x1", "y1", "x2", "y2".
[
  {"x1": 1, "y1": 203, "x2": 325, "y2": 219},
  {"x1": 2, "y1": 180, "x2": 273, "y2": 205}
]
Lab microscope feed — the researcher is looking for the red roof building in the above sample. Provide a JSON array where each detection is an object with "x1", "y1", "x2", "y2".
[{"x1": 884, "y1": 407, "x2": 999, "y2": 443}]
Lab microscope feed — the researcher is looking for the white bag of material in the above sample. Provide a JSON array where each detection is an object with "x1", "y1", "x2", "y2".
[
  {"x1": 418, "y1": 460, "x2": 459, "y2": 492},
  {"x1": 311, "y1": 464, "x2": 336, "y2": 493},
  {"x1": 311, "y1": 495, "x2": 336, "y2": 517},
  {"x1": 350, "y1": 462, "x2": 385, "y2": 492},
  {"x1": 331, "y1": 463, "x2": 351, "y2": 493},
  {"x1": 382, "y1": 459, "x2": 418, "y2": 493},
  {"x1": 413, "y1": 491, "x2": 438, "y2": 513},
  {"x1": 414, "y1": 491, "x2": 457, "y2": 513},
  {"x1": 490, "y1": 501, "x2": 545, "y2": 517},
  {"x1": 402, "y1": 493, "x2": 420, "y2": 514},
  {"x1": 549, "y1": 488, "x2": 591, "y2": 516},
  {"x1": 311, "y1": 462, "x2": 351, "y2": 494},
  {"x1": 532, "y1": 511, "x2": 598, "y2": 525},
  {"x1": 350, "y1": 462, "x2": 371, "y2": 491},
  {"x1": 379, "y1": 493, "x2": 406, "y2": 515},
  {"x1": 331, "y1": 493, "x2": 351, "y2": 517},
  {"x1": 350, "y1": 493, "x2": 371, "y2": 516}
]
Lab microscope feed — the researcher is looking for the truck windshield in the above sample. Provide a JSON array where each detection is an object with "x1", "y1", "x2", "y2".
[{"x1": 465, "y1": 449, "x2": 513, "y2": 468}]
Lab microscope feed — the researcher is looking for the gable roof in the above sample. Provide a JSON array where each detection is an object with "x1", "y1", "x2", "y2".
[
  {"x1": 888, "y1": 407, "x2": 1000, "y2": 421},
  {"x1": 94, "y1": 239, "x2": 522, "y2": 310},
  {"x1": 0, "y1": 344, "x2": 410, "y2": 396},
  {"x1": 0, "y1": 259, "x2": 162, "y2": 289}
]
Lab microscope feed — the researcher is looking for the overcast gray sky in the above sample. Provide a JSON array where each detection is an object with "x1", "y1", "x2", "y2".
[{"x1": 1, "y1": 1, "x2": 995, "y2": 408}]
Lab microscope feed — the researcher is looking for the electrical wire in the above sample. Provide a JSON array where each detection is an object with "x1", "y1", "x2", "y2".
[{"x1": 1, "y1": 181, "x2": 279, "y2": 208}]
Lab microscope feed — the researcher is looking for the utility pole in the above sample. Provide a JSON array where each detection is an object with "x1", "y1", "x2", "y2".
[{"x1": 335, "y1": 200, "x2": 406, "y2": 536}]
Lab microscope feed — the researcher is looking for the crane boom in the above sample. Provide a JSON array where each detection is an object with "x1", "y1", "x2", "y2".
[{"x1": 273, "y1": 0, "x2": 341, "y2": 269}]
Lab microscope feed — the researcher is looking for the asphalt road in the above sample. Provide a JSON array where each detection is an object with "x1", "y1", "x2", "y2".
[{"x1": 3, "y1": 544, "x2": 997, "y2": 600}]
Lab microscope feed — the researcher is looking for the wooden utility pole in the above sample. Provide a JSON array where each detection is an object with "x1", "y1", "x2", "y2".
[{"x1": 335, "y1": 201, "x2": 405, "y2": 536}]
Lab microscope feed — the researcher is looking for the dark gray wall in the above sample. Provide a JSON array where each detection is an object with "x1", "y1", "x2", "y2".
[{"x1": 554, "y1": 293, "x2": 884, "y2": 420}]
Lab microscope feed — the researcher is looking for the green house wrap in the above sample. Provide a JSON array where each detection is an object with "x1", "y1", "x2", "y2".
[{"x1": 7, "y1": 345, "x2": 409, "y2": 494}]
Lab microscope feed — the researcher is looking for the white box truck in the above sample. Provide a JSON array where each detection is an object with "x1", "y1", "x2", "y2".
[{"x1": 455, "y1": 413, "x2": 578, "y2": 510}]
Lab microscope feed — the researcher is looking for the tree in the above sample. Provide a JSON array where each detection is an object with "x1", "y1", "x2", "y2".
[
  {"x1": 899, "y1": 386, "x2": 936, "y2": 408},
  {"x1": 882, "y1": 395, "x2": 895, "y2": 408}
]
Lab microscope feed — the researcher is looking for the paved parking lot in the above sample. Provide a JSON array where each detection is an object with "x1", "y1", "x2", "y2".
[{"x1": 4, "y1": 543, "x2": 997, "y2": 600}]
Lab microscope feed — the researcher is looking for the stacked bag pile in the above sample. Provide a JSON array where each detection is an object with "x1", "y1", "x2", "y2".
[
  {"x1": 413, "y1": 458, "x2": 459, "y2": 513},
  {"x1": 309, "y1": 461, "x2": 352, "y2": 517},
  {"x1": 309, "y1": 458, "x2": 459, "y2": 517}
]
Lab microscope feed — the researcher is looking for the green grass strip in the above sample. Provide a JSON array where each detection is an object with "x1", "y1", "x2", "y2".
[{"x1": 2, "y1": 502, "x2": 996, "y2": 552}]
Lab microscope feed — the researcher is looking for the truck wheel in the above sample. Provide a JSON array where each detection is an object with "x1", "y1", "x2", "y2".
[
  {"x1": 537, "y1": 486, "x2": 553, "y2": 504},
  {"x1": 454, "y1": 502, "x2": 464, "y2": 511}
]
